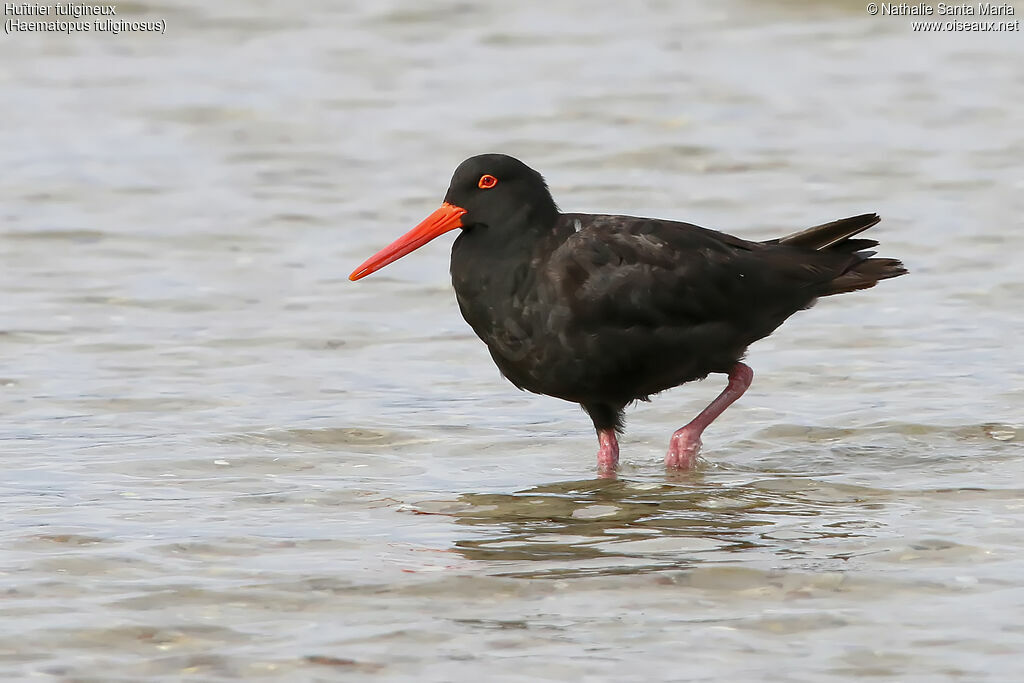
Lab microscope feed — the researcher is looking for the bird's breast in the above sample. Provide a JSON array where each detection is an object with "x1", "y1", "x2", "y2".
[{"x1": 451, "y1": 256, "x2": 571, "y2": 386}]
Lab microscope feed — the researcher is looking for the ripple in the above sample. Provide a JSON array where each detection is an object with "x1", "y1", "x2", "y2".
[{"x1": 225, "y1": 427, "x2": 429, "y2": 450}]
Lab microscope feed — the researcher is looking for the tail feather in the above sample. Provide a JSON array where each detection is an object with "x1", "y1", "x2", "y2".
[
  {"x1": 771, "y1": 212, "x2": 907, "y2": 296},
  {"x1": 776, "y1": 213, "x2": 881, "y2": 250},
  {"x1": 831, "y1": 238, "x2": 878, "y2": 253},
  {"x1": 826, "y1": 257, "x2": 907, "y2": 295}
]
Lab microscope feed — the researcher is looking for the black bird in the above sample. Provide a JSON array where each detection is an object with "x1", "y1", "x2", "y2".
[{"x1": 350, "y1": 154, "x2": 906, "y2": 473}]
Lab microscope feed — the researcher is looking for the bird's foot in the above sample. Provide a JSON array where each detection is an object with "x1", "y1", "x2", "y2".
[
  {"x1": 596, "y1": 428, "x2": 620, "y2": 476},
  {"x1": 665, "y1": 430, "x2": 702, "y2": 469}
]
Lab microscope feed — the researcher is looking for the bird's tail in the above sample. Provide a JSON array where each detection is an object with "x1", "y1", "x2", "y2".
[
  {"x1": 777, "y1": 212, "x2": 880, "y2": 250},
  {"x1": 777, "y1": 213, "x2": 908, "y2": 295}
]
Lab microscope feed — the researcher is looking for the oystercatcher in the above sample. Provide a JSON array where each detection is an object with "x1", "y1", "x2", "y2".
[{"x1": 350, "y1": 154, "x2": 906, "y2": 473}]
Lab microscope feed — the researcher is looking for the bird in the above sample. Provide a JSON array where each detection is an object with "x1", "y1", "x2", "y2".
[{"x1": 349, "y1": 154, "x2": 906, "y2": 474}]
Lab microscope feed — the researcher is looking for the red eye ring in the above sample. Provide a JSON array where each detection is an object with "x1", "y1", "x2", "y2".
[{"x1": 478, "y1": 174, "x2": 498, "y2": 189}]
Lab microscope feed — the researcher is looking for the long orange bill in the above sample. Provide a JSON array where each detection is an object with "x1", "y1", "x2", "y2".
[{"x1": 348, "y1": 202, "x2": 467, "y2": 281}]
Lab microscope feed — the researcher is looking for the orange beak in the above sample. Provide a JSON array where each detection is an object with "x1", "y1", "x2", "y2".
[{"x1": 348, "y1": 202, "x2": 467, "y2": 281}]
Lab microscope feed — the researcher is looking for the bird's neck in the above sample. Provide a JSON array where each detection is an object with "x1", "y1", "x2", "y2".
[
  {"x1": 451, "y1": 205, "x2": 562, "y2": 281},
  {"x1": 449, "y1": 208, "x2": 565, "y2": 339}
]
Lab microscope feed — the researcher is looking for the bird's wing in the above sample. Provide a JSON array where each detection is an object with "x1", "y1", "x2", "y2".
[{"x1": 547, "y1": 214, "x2": 831, "y2": 332}]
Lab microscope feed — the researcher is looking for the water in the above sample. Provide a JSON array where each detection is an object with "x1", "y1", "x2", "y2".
[{"x1": 2, "y1": 0, "x2": 1023, "y2": 680}]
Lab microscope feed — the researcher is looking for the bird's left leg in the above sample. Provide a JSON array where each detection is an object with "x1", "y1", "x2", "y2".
[{"x1": 665, "y1": 362, "x2": 753, "y2": 469}]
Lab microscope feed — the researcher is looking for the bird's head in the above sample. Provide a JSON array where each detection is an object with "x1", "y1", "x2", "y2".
[{"x1": 349, "y1": 154, "x2": 557, "y2": 281}]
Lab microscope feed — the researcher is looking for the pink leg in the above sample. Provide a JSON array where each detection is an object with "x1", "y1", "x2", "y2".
[
  {"x1": 596, "y1": 428, "x2": 620, "y2": 475},
  {"x1": 665, "y1": 363, "x2": 753, "y2": 470}
]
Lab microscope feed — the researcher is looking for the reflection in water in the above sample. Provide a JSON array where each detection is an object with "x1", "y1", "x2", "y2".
[{"x1": 438, "y1": 476, "x2": 885, "y2": 577}]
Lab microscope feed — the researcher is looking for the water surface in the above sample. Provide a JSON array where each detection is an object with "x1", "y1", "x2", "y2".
[{"x1": 1, "y1": 1, "x2": 1023, "y2": 680}]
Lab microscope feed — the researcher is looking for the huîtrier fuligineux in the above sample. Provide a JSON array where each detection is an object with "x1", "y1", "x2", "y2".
[{"x1": 350, "y1": 154, "x2": 907, "y2": 474}]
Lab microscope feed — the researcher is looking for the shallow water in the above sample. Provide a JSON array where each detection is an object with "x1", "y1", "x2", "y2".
[{"x1": 2, "y1": 0, "x2": 1023, "y2": 680}]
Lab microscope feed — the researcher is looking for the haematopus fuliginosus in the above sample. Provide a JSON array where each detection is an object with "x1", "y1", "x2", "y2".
[{"x1": 349, "y1": 154, "x2": 906, "y2": 474}]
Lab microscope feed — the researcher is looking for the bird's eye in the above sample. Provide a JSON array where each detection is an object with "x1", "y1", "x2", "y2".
[{"x1": 478, "y1": 174, "x2": 498, "y2": 189}]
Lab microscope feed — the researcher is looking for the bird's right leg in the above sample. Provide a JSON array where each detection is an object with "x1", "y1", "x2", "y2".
[
  {"x1": 583, "y1": 402, "x2": 622, "y2": 476},
  {"x1": 596, "y1": 428, "x2": 620, "y2": 474}
]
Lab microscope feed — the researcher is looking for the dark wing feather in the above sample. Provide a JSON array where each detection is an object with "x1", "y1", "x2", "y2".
[
  {"x1": 541, "y1": 214, "x2": 847, "y2": 402},
  {"x1": 550, "y1": 214, "x2": 839, "y2": 333}
]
